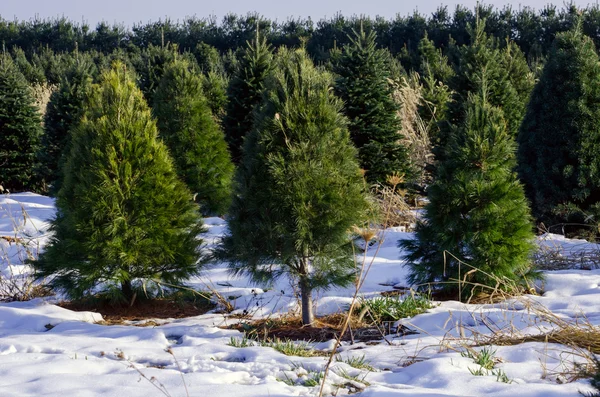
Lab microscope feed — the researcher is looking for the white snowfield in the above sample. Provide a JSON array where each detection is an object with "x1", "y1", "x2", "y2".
[{"x1": 1, "y1": 193, "x2": 599, "y2": 396}]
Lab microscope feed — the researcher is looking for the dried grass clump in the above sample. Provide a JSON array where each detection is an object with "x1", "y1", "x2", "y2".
[
  {"x1": 371, "y1": 172, "x2": 416, "y2": 230},
  {"x1": 30, "y1": 82, "x2": 57, "y2": 121},
  {"x1": 391, "y1": 72, "x2": 434, "y2": 190}
]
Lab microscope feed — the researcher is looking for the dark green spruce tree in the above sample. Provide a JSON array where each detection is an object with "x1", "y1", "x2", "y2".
[
  {"x1": 38, "y1": 55, "x2": 95, "y2": 194},
  {"x1": 153, "y1": 58, "x2": 234, "y2": 215},
  {"x1": 401, "y1": 87, "x2": 537, "y2": 298},
  {"x1": 35, "y1": 62, "x2": 203, "y2": 302},
  {"x1": 0, "y1": 54, "x2": 42, "y2": 192},
  {"x1": 517, "y1": 24, "x2": 600, "y2": 226},
  {"x1": 222, "y1": 30, "x2": 274, "y2": 162},
  {"x1": 334, "y1": 28, "x2": 409, "y2": 185},
  {"x1": 222, "y1": 48, "x2": 369, "y2": 325}
]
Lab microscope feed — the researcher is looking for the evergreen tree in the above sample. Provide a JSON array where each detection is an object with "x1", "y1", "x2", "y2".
[
  {"x1": 38, "y1": 55, "x2": 95, "y2": 194},
  {"x1": 0, "y1": 55, "x2": 42, "y2": 192},
  {"x1": 401, "y1": 89, "x2": 536, "y2": 298},
  {"x1": 334, "y1": 28, "x2": 409, "y2": 185},
  {"x1": 34, "y1": 62, "x2": 203, "y2": 302},
  {"x1": 222, "y1": 30, "x2": 273, "y2": 162},
  {"x1": 221, "y1": 48, "x2": 368, "y2": 325},
  {"x1": 441, "y1": 20, "x2": 533, "y2": 161},
  {"x1": 517, "y1": 25, "x2": 600, "y2": 225},
  {"x1": 153, "y1": 58, "x2": 234, "y2": 215}
]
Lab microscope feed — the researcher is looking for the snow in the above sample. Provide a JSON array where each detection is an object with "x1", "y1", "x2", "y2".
[{"x1": 0, "y1": 192, "x2": 599, "y2": 396}]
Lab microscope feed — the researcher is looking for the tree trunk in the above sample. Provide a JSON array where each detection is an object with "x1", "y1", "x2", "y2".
[
  {"x1": 121, "y1": 280, "x2": 135, "y2": 306},
  {"x1": 299, "y1": 276, "x2": 314, "y2": 325}
]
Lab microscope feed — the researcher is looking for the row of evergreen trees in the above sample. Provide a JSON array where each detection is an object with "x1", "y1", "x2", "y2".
[
  {"x1": 1, "y1": 4, "x2": 599, "y2": 66},
  {"x1": 4, "y1": 9, "x2": 600, "y2": 323}
]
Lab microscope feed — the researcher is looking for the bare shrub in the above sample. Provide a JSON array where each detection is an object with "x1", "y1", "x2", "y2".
[{"x1": 0, "y1": 192, "x2": 49, "y2": 301}]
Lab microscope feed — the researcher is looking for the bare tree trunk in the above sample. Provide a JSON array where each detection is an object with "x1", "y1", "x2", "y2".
[{"x1": 299, "y1": 276, "x2": 314, "y2": 325}]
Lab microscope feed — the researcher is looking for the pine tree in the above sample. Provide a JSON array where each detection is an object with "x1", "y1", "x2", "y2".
[
  {"x1": 400, "y1": 88, "x2": 537, "y2": 298},
  {"x1": 38, "y1": 55, "x2": 95, "y2": 194},
  {"x1": 517, "y1": 25, "x2": 600, "y2": 225},
  {"x1": 222, "y1": 30, "x2": 273, "y2": 162},
  {"x1": 153, "y1": 58, "x2": 234, "y2": 215},
  {"x1": 34, "y1": 62, "x2": 203, "y2": 302},
  {"x1": 0, "y1": 54, "x2": 42, "y2": 193},
  {"x1": 334, "y1": 28, "x2": 409, "y2": 185},
  {"x1": 441, "y1": 19, "x2": 533, "y2": 162},
  {"x1": 221, "y1": 48, "x2": 369, "y2": 325}
]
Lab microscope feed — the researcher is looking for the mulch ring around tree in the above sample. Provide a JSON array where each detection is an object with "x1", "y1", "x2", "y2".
[
  {"x1": 60, "y1": 296, "x2": 216, "y2": 326},
  {"x1": 224, "y1": 313, "x2": 417, "y2": 343}
]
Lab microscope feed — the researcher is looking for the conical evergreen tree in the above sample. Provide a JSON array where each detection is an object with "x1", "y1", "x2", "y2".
[
  {"x1": 401, "y1": 88, "x2": 537, "y2": 298},
  {"x1": 517, "y1": 24, "x2": 600, "y2": 225},
  {"x1": 334, "y1": 28, "x2": 409, "y2": 185},
  {"x1": 221, "y1": 48, "x2": 369, "y2": 325},
  {"x1": 34, "y1": 62, "x2": 203, "y2": 302},
  {"x1": 0, "y1": 54, "x2": 42, "y2": 192},
  {"x1": 153, "y1": 58, "x2": 234, "y2": 215},
  {"x1": 441, "y1": 19, "x2": 533, "y2": 162},
  {"x1": 38, "y1": 55, "x2": 95, "y2": 194},
  {"x1": 222, "y1": 30, "x2": 274, "y2": 162}
]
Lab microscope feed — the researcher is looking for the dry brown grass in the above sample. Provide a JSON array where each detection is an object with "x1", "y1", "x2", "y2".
[
  {"x1": 30, "y1": 82, "x2": 57, "y2": 122},
  {"x1": 391, "y1": 72, "x2": 434, "y2": 190}
]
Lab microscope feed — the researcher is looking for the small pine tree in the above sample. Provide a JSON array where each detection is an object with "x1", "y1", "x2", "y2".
[
  {"x1": 334, "y1": 28, "x2": 409, "y2": 185},
  {"x1": 517, "y1": 24, "x2": 600, "y2": 225},
  {"x1": 153, "y1": 58, "x2": 234, "y2": 215},
  {"x1": 401, "y1": 88, "x2": 537, "y2": 298},
  {"x1": 38, "y1": 56, "x2": 95, "y2": 194},
  {"x1": 222, "y1": 48, "x2": 369, "y2": 325},
  {"x1": 0, "y1": 54, "x2": 42, "y2": 192},
  {"x1": 34, "y1": 62, "x2": 203, "y2": 302},
  {"x1": 222, "y1": 30, "x2": 273, "y2": 162}
]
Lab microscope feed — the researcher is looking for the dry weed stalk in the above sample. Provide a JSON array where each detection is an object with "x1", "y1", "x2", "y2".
[
  {"x1": 534, "y1": 225, "x2": 600, "y2": 270},
  {"x1": 0, "y1": 195, "x2": 48, "y2": 301},
  {"x1": 318, "y1": 174, "x2": 413, "y2": 396},
  {"x1": 430, "y1": 261, "x2": 600, "y2": 383}
]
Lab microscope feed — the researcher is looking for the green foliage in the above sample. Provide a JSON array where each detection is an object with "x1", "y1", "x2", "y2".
[
  {"x1": 400, "y1": 90, "x2": 537, "y2": 297},
  {"x1": 34, "y1": 62, "x2": 204, "y2": 301},
  {"x1": 223, "y1": 30, "x2": 273, "y2": 162},
  {"x1": 0, "y1": 54, "x2": 42, "y2": 192},
  {"x1": 335, "y1": 354, "x2": 375, "y2": 371},
  {"x1": 334, "y1": 28, "x2": 409, "y2": 185},
  {"x1": 588, "y1": 357, "x2": 600, "y2": 396},
  {"x1": 517, "y1": 25, "x2": 600, "y2": 226},
  {"x1": 153, "y1": 58, "x2": 234, "y2": 215},
  {"x1": 38, "y1": 55, "x2": 95, "y2": 194},
  {"x1": 221, "y1": 48, "x2": 368, "y2": 324},
  {"x1": 461, "y1": 346, "x2": 496, "y2": 370},
  {"x1": 356, "y1": 294, "x2": 434, "y2": 323},
  {"x1": 441, "y1": 19, "x2": 533, "y2": 162}
]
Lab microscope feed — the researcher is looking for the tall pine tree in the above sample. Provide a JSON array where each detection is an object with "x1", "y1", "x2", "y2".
[
  {"x1": 221, "y1": 48, "x2": 368, "y2": 325},
  {"x1": 38, "y1": 55, "x2": 95, "y2": 194},
  {"x1": 401, "y1": 87, "x2": 536, "y2": 298},
  {"x1": 441, "y1": 19, "x2": 533, "y2": 162},
  {"x1": 334, "y1": 28, "x2": 409, "y2": 185},
  {"x1": 222, "y1": 30, "x2": 274, "y2": 163},
  {"x1": 0, "y1": 55, "x2": 42, "y2": 193},
  {"x1": 35, "y1": 62, "x2": 203, "y2": 302},
  {"x1": 517, "y1": 24, "x2": 600, "y2": 226},
  {"x1": 153, "y1": 58, "x2": 234, "y2": 215}
]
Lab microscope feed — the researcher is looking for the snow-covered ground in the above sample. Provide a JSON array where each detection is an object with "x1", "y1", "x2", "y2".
[{"x1": 1, "y1": 193, "x2": 599, "y2": 396}]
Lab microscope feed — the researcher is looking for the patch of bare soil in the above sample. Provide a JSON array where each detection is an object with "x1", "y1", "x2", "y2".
[
  {"x1": 225, "y1": 313, "x2": 399, "y2": 343},
  {"x1": 60, "y1": 298, "x2": 215, "y2": 326}
]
